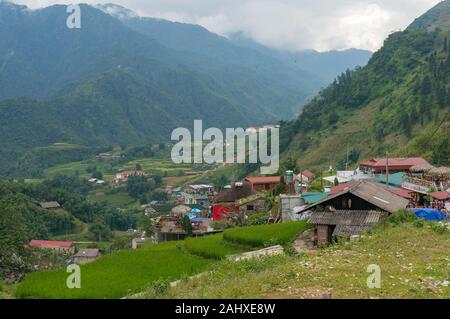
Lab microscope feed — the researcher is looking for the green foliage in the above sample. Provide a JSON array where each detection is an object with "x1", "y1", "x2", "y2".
[
  {"x1": 150, "y1": 190, "x2": 168, "y2": 202},
  {"x1": 89, "y1": 223, "x2": 113, "y2": 242},
  {"x1": 223, "y1": 221, "x2": 309, "y2": 248},
  {"x1": 110, "y1": 236, "x2": 132, "y2": 251},
  {"x1": 413, "y1": 218, "x2": 425, "y2": 228},
  {"x1": 126, "y1": 175, "x2": 154, "y2": 199},
  {"x1": 184, "y1": 234, "x2": 247, "y2": 260},
  {"x1": 180, "y1": 215, "x2": 193, "y2": 237},
  {"x1": 91, "y1": 171, "x2": 103, "y2": 180},
  {"x1": 16, "y1": 242, "x2": 212, "y2": 299},
  {"x1": 243, "y1": 212, "x2": 270, "y2": 226},
  {"x1": 429, "y1": 222, "x2": 448, "y2": 234},
  {"x1": 282, "y1": 22, "x2": 450, "y2": 168},
  {"x1": 388, "y1": 209, "x2": 417, "y2": 226}
]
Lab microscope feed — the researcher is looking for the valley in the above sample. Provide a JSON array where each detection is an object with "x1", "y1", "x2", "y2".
[{"x1": 0, "y1": 0, "x2": 449, "y2": 302}]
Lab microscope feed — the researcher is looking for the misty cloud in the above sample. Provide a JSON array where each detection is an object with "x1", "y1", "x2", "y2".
[{"x1": 11, "y1": 0, "x2": 442, "y2": 51}]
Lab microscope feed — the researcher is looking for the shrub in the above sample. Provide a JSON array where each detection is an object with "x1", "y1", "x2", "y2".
[
  {"x1": 388, "y1": 209, "x2": 416, "y2": 226},
  {"x1": 243, "y1": 212, "x2": 270, "y2": 226},
  {"x1": 430, "y1": 222, "x2": 447, "y2": 234},
  {"x1": 413, "y1": 218, "x2": 425, "y2": 228}
]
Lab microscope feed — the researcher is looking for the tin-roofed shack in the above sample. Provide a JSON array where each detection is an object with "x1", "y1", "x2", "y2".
[{"x1": 301, "y1": 181, "x2": 409, "y2": 245}]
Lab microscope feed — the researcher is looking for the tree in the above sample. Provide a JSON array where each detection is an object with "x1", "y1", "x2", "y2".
[
  {"x1": 135, "y1": 163, "x2": 142, "y2": 171},
  {"x1": 153, "y1": 174, "x2": 163, "y2": 187},
  {"x1": 139, "y1": 194, "x2": 148, "y2": 205},
  {"x1": 110, "y1": 236, "x2": 131, "y2": 251},
  {"x1": 91, "y1": 171, "x2": 103, "y2": 180},
  {"x1": 213, "y1": 174, "x2": 229, "y2": 192},
  {"x1": 328, "y1": 110, "x2": 339, "y2": 125},
  {"x1": 180, "y1": 215, "x2": 192, "y2": 237},
  {"x1": 127, "y1": 175, "x2": 152, "y2": 199},
  {"x1": 421, "y1": 75, "x2": 432, "y2": 95},
  {"x1": 89, "y1": 222, "x2": 112, "y2": 241},
  {"x1": 150, "y1": 190, "x2": 168, "y2": 202}
]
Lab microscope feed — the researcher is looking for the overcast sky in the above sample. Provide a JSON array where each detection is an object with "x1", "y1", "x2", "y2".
[{"x1": 12, "y1": 0, "x2": 443, "y2": 52}]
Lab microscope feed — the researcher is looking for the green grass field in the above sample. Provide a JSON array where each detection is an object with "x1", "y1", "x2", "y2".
[
  {"x1": 223, "y1": 221, "x2": 309, "y2": 248},
  {"x1": 16, "y1": 242, "x2": 212, "y2": 299},
  {"x1": 15, "y1": 222, "x2": 311, "y2": 299},
  {"x1": 88, "y1": 191, "x2": 137, "y2": 208},
  {"x1": 184, "y1": 234, "x2": 249, "y2": 260}
]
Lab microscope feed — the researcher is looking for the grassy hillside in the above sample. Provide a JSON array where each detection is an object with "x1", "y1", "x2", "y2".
[
  {"x1": 281, "y1": 2, "x2": 450, "y2": 171},
  {"x1": 15, "y1": 241, "x2": 212, "y2": 299},
  {"x1": 15, "y1": 221, "x2": 308, "y2": 299},
  {"x1": 148, "y1": 221, "x2": 450, "y2": 299}
]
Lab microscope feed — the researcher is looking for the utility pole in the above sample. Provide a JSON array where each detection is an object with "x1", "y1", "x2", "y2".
[
  {"x1": 346, "y1": 143, "x2": 349, "y2": 171},
  {"x1": 385, "y1": 151, "x2": 389, "y2": 187}
]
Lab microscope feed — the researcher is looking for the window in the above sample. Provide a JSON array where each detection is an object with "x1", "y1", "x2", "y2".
[{"x1": 247, "y1": 205, "x2": 254, "y2": 211}]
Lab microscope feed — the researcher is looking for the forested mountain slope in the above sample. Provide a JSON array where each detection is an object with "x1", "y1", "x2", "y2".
[{"x1": 281, "y1": 0, "x2": 450, "y2": 170}]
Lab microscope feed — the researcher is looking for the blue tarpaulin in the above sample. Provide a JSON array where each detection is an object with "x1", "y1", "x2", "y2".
[{"x1": 411, "y1": 208, "x2": 449, "y2": 221}]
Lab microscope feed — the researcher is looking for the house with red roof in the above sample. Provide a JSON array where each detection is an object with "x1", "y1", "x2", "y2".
[
  {"x1": 29, "y1": 240, "x2": 75, "y2": 254},
  {"x1": 429, "y1": 191, "x2": 450, "y2": 210},
  {"x1": 359, "y1": 157, "x2": 430, "y2": 174},
  {"x1": 244, "y1": 176, "x2": 281, "y2": 192},
  {"x1": 302, "y1": 170, "x2": 316, "y2": 181}
]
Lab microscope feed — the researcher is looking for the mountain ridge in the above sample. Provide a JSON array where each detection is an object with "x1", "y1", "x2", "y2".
[{"x1": 281, "y1": 0, "x2": 450, "y2": 171}]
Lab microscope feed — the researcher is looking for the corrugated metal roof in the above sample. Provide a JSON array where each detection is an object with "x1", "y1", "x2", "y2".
[
  {"x1": 39, "y1": 201, "x2": 61, "y2": 209},
  {"x1": 299, "y1": 181, "x2": 409, "y2": 214},
  {"x1": 74, "y1": 249, "x2": 99, "y2": 257},
  {"x1": 308, "y1": 210, "x2": 383, "y2": 226}
]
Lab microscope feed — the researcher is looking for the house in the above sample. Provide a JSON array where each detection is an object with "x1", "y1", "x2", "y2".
[
  {"x1": 360, "y1": 157, "x2": 430, "y2": 174},
  {"x1": 301, "y1": 181, "x2": 409, "y2": 245},
  {"x1": 429, "y1": 191, "x2": 450, "y2": 210},
  {"x1": 132, "y1": 238, "x2": 149, "y2": 249},
  {"x1": 300, "y1": 180, "x2": 409, "y2": 214},
  {"x1": 244, "y1": 176, "x2": 281, "y2": 192},
  {"x1": 39, "y1": 201, "x2": 62, "y2": 211},
  {"x1": 29, "y1": 240, "x2": 75, "y2": 254},
  {"x1": 182, "y1": 184, "x2": 213, "y2": 207},
  {"x1": 113, "y1": 169, "x2": 145, "y2": 183},
  {"x1": 236, "y1": 194, "x2": 267, "y2": 215},
  {"x1": 144, "y1": 207, "x2": 157, "y2": 215},
  {"x1": 72, "y1": 249, "x2": 100, "y2": 264},
  {"x1": 212, "y1": 182, "x2": 256, "y2": 221},
  {"x1": 309, "y1": 210, "x2": 387, "y2": 245},
  {"x1": 302, "y1": 170, "x2": 316, "y2": 182}
]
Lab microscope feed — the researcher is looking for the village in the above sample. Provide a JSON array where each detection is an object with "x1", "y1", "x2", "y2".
[{"x1": 27, "y1": 156, "x2": 450, "y2": 265}]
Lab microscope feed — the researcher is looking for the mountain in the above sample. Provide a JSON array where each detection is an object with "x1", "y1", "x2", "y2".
[
  {"x1": 228, "y1": 32, "x2": 373, "y2": 83},
  {"x1": 0, "y1": 2, "x2": 318, "y2": 176},
  {"x1": 408, "y1": 0, "x2": 450, "y2": 31},
  {"x1": 96, "y1": 4, "x2": 323, "y2": 98},
  {"x1": 281, "y1": 0, "x2": 450, "y2": 171}
]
